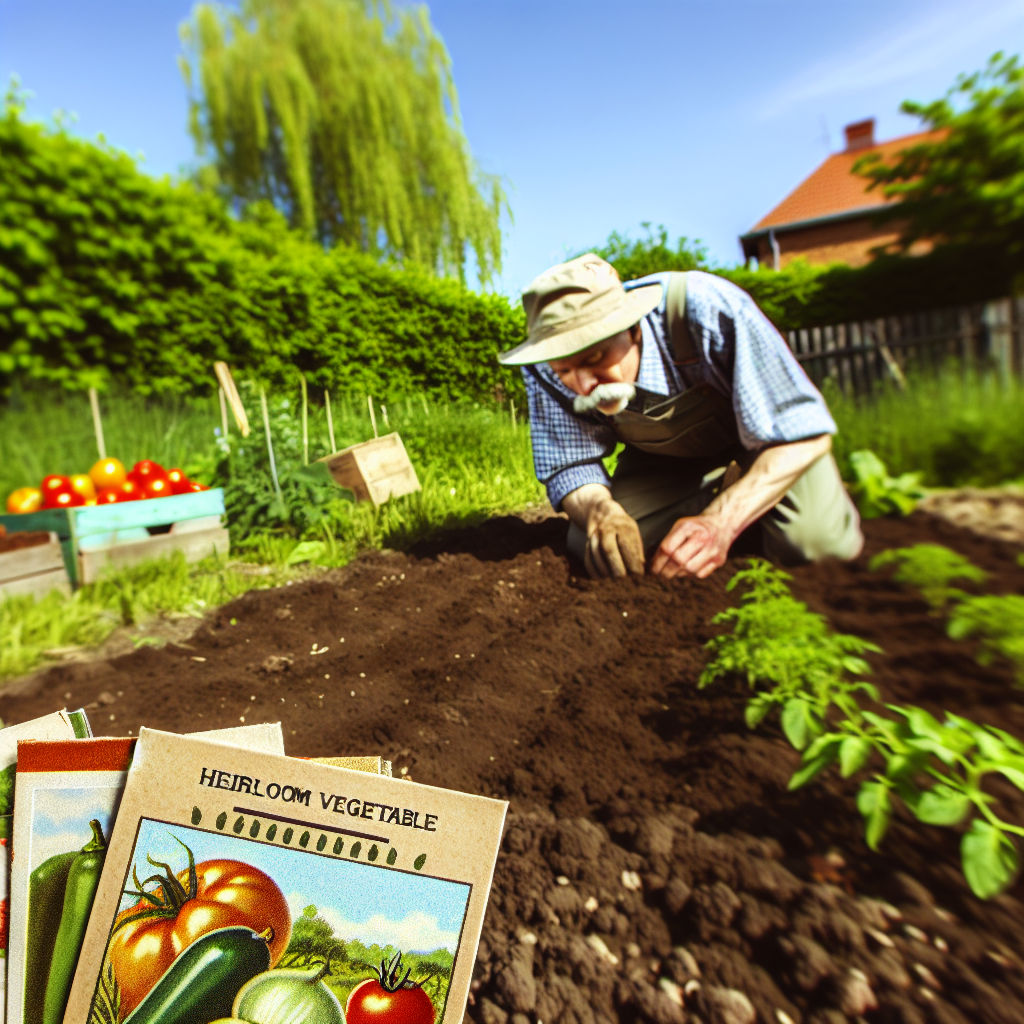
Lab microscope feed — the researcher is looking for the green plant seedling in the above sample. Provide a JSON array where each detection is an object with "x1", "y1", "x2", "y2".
[
  {"x1": 869, "y1": 543, "x2": 988, "y2": 611},
  {"x1": 847, "y1": 450, "x2": 927, "y2": 519},
  {"x1": 947, "y1": 594, "x2": 1024, "y2": 684}
]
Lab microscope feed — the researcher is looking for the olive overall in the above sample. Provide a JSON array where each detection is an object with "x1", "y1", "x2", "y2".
[{"x1": 534, "y1": 273, "x2": 862, "y2": 565}]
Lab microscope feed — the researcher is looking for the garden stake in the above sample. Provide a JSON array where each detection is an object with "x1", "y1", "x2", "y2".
[
  {"x1": 325, "y1": 389, "x2": 337, "y2": 452},
  {"x1": 88, "y1": 388, "x2": 106, "y2": 460},
  {"x1": 260, "y1": 387, "x2": 284, "y2": 506},
  {"x1": 421, "y1": 394, "x2": 430, "y2": 417},
  {"x1": 219, "y1": 387, "x2": 230, "y2": 440},
  {"x1": 300, "y1": 374, "x2": 309, "y2": 464},
  {"x1": 382, "y1": 404, "x2": 389, "y2": 428},
  {"x1": 367, "y1": 395, "x2": 379, "y2": 438}
]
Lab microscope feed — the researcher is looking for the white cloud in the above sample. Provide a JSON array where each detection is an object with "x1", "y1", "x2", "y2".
[
  {"x1": 760, "y1": 0, "x2": 1024, "y2": 118},
  {"x1": 287, "y1": 893, "x2": 460, "y2": 954}
]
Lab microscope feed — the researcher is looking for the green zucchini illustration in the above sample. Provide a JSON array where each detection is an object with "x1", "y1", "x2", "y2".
[
  {"x1": 42, "y1": 818, "x2": 107, "y2": 1023},
  {"x1": 122, "y1": 926, "x2": 271, "y2": 1024}
]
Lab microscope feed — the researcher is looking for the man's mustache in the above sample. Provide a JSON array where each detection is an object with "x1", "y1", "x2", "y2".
[{"x1": 573, "y1": 382, "x2": 636, "y2": 416}]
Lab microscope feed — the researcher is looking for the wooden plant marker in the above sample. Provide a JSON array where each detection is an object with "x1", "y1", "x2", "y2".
[
  {"x1": 320, "y1": 433, "x2": 420, "y2": 506},
  {"x1": 213, "y1": 361, "x2": 251, "y2": 436}
]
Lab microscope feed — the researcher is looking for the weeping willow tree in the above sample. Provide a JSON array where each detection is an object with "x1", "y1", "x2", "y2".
[{"x1": 180, "y1": 0, "x2": 506, "y2": 283}]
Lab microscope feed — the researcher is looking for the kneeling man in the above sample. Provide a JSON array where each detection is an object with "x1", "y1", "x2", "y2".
[{"x1": 499, "y1": 254, "x2": 863, "y2": 579}]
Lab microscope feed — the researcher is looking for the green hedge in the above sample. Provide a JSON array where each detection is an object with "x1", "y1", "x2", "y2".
[{"x1": 0, "y1": 103, "x2": 525, "y2": 401}]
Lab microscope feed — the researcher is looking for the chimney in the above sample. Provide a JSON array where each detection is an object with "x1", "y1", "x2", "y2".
[{"x1": 844, "y1": 118, "x2": 876, "y2": 152}]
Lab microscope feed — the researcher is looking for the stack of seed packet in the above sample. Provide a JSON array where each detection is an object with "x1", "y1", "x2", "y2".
[{"x1": 0, "y1": 714, "x2": 507, "y2": 1024}]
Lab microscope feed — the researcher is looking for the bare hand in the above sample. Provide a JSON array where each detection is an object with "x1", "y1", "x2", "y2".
[
  {"x1": 585, "y1": 500, "x2": 645, "y2": 578},
  {"x1": 650, "y1": 515, "x2": 731, "y2": 579}
]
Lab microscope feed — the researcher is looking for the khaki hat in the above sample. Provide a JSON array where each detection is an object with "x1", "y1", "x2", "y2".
[{"x1": 498, "y1": 253, "x2": 663, "y2": 366}]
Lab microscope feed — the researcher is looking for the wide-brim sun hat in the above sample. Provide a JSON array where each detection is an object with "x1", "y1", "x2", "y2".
[{"x1": 498, "y1": 253, "x2": 663, "y2": 366}]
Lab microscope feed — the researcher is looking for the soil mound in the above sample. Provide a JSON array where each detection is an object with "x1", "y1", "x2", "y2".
[{"x1": 2, "y1": 511, "x2": 1022, "y2": 1024}]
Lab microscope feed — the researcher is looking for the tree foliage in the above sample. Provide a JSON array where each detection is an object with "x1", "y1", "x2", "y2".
[
  {"x1": 854, "y1": 52, "x2": 1024, "y2": 255},
  {"x1": 180, "y1": 0, "x2": 506, "y2": 283},
  {"x1": 0, "y1": 89, "x2": 523, "y2": 398}
]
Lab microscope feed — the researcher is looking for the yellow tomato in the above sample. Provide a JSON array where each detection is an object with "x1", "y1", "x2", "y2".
[
  {"x1": 69, "y1": 473, "x2": 97, "y2": 503},
  {"x1": 6, "y1": 487, "x2": 43, "y2": 514},
  {"x1": 89, "y1": 457, "x2": 127, "y2": 490}
]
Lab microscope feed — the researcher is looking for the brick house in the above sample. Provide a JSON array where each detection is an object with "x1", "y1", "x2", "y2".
[{"x1": 740, "y1": 119, "x2": 940, "y2": 269}]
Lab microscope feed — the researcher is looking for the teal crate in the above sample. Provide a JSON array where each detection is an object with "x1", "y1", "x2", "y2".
[{"x1": 0, "y1": 489, "x2": 225, "y2": 588}]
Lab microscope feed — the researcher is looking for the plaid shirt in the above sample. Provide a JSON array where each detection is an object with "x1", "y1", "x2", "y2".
[{"x1": 522, "y1": 271, "x2": 837, "y2": 510}]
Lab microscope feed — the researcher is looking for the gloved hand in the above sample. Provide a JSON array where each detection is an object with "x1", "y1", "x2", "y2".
[{"x1": 585, "y1": 499, "x2": 645, "y2": 578}]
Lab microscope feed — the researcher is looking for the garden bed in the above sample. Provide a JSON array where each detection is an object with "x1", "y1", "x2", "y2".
[{"x1": 1, "y1": 512, "x2": 1022, "y2": 1024}]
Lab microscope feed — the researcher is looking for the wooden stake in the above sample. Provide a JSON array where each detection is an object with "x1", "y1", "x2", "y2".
[
  {"x1": 88, "y1": 387, "x2": 106, "y2": 460},
  {"x1": 367, "y1": 395, "x2": 378, "y2": 438},
  {"x1": 219, "y1": 387, "x2": 230, "y2": 439},
  {"x1": 381, "y1": 404, "x2": 389, "y2": 428},
  {"x1": 325, "y1": 388, "x2": 337, "y2": 452},
  {"x1": 260, "y1": 388, "x2": 283, "y2": 505},
  {"x1": 214, "y1": 361, "x2": 251, "y2": 436},
  {"x1": 300, "y1": 374, "x2": 309, "y2": 465}
]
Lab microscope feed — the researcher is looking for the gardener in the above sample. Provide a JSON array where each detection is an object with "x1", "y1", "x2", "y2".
[{"x1": 498, "y1": 254, "x2": 863, "y2": 579}]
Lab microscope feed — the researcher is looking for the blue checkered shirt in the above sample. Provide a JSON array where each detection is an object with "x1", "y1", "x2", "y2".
[{"x1": 523, "y1": 271, "x2": 837, "y2": 510}]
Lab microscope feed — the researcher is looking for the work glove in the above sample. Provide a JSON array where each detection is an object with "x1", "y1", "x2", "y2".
[{"x1": 585, "y1": 501, "x2": 645, "y2": 578}]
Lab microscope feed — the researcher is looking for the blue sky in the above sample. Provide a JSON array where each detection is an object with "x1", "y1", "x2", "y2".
[
  {"x1": 1, "y1": 0, "x2": 1020, "y2": 295},
  {"x1": 112, "y1": 820, "x2": 471, "y2": 953}
]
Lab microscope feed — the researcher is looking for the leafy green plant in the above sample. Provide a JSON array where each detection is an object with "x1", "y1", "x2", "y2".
[
  {"x1": 700, "y1": 561, "x2": 881, "y2": 748},
  {"x1": 792, "y1": 706, "x2": 1024, "y2": 898},
  {"x1": 948, "y1": 594, "x2": 1024, "y2": 683},
  {"x1": 869, "y1": 543, "x2": 989, "y2": 611},
  {"x1": 847, "y1": 450, "x2": 927, "y2": 519},
  {"x1": 704, "y1": 558, "x2": 1024, "y2": 898}
]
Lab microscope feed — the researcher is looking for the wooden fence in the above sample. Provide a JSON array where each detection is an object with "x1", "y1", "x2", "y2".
[{"x1": 786, "y1": 297, "x2": 1024, "y2": 395}]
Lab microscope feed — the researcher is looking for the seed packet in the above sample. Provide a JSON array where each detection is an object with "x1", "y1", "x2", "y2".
[
  {"x1": 4, "y1": 722, "x2": 284, "y2": 1024},
  {"x1": 0, "y1": 708, "x2": 91, "y2": 1017},
  {"x1": 66, "y1": 728, "x2": 507, "y2": 1024}
]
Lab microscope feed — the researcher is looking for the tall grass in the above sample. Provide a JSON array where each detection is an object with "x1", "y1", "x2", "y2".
[{"x1": 827, "y1": 370, "x2": 1024, "y2": 488}]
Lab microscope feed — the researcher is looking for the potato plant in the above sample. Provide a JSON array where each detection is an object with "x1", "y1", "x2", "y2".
[{"x1": 704, "y1": 559, "x2": 1024, "y2": 898}]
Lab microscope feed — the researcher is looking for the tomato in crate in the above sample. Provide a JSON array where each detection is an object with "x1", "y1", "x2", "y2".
[
  {"x1": 89, "y1": 457, "x2": 126, "y2": 490},
  {"x1": 167, "y1": 468, "x2": 192, "y2": 495},
  {"x1": 69, "y1": 474, "x2": 97, "y2": 504},
  {"x1": 6, "y1": 487, "x2": 42, "y2": 514}
]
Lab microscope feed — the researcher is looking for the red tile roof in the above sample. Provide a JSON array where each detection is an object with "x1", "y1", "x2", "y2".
[{"x1": 752, "y1": 129, "x2": 944, "y2": 231}]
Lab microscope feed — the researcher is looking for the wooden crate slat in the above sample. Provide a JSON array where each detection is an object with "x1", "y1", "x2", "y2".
[
  {"x1": 73, "y1": 489, "x2": 225, "y2": 537},
  {"x1": 0, "y1": 568, "x2": 71, "y2": 601},
  {"x1": 0, "y1": 539, "x2": 65, "y2": 580},
  {"x1": 78, "y1": 526, "x2": 231, "y2": 585}
]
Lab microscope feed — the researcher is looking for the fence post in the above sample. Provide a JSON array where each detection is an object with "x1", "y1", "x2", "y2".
[{"x1": 983, "y1": 299, "x2": 1013, "y2": 384}]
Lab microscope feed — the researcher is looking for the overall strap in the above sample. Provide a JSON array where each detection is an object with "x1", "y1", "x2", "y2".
[{"x1": 664, "y1": 271, "x2": 700, "y2": 367}]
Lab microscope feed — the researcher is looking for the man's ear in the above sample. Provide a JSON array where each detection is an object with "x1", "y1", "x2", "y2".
[{"x1": 629, "y1": 323, "x2": 642, "y2": 344}]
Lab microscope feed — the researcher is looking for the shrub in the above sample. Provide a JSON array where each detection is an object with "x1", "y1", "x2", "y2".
[{"x1": 0, "y1": 95, "x2": 525, "y2": 402}]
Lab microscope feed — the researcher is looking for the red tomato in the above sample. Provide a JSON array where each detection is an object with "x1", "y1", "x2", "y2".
[
  {"x1": 109, "y1": 856, "x2": 291, "y2": 1015},
  {"x1": 89, "y1": 457, "x2": 127, "y2": 490},
  {"x1": 6, "y1": 487, "x2": 42, "y2": 514},
  {"x1": 117, "y1": 479, "x2": 142, "y2": 502},
  {"x1": 44, "y1": 489, "x2": 86, "y2": 510},
  {"x1": 40, "y1": 474, "x2": 70, "y2": 497},
  {"x1": 130, "y1": 459, "x2": 166, "y2": 482},
  {"x1": 346, "y1": 955, "x2": 436, "y2": 1024},
  {"x1": 189, "y1": 481, "x2": 210, "y2": 492},
  {"x1": 141, "y1": 475, "x2": 173, "y2": 499},
  {"x1": 95, "y1": 487, "x2": 121, "y2": 505},
  {"x1": 167, "y1": 468, "x2": 192, "y2": 495}
]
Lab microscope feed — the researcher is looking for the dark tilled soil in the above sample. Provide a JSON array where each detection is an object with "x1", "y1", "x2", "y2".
[{"x1": 2, "y1": 513, "x2": 1023, "y2": 1024}]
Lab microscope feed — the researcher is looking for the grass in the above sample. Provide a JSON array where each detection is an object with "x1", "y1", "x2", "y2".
[
  {"x1": 2, "y1": 369, "x2": 1021, "y2": 684},
  {"x1": 827, "y1": 370, "x2": 1024, "y2": 488}
]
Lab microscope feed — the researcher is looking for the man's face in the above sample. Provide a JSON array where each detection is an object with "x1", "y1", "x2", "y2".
[{"x1": 547, "y1": 327, "x2": 640, "y2": 397}]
